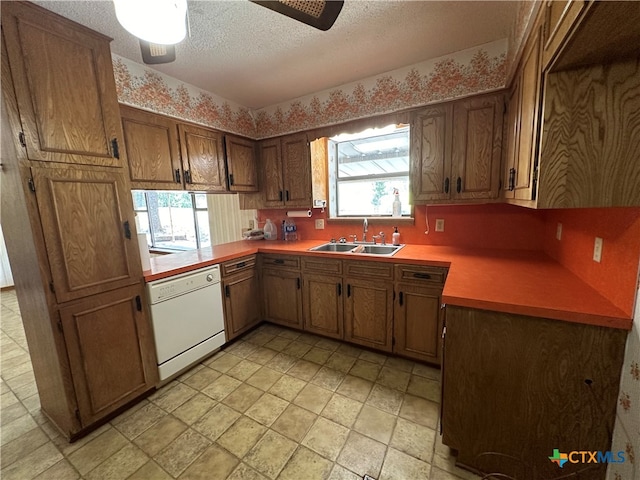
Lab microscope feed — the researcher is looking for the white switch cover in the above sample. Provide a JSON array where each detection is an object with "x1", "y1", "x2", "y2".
[
  {"x1": 315, "y1": 219, "x2": 325, "y2": 230},
  {"x1": 556, "y1": 223, "x2": 562, "y2": 240},
  {"x1": 435, "y1": 219, "x2": 445, "y2": 232},
  {"x1": 593, "y1": 237, "x2": 603, "y2": 262}
]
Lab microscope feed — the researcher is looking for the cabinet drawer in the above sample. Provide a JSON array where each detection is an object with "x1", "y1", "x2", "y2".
[
  {"x1": 302, "y1": 257, "x2": 342, "y2": 275},
  {"x1": 394, "y1": 264, "x2": 447, "y2": 285},
  {"x1": 261, "y1": 254, "x2": 300, "y2": 270},
  {"x1": 344, "y1": 261, "x2": 393, "y2": 280},
  {"x1": 221, "y1": 255, "x2": 257, "y2": 277}
]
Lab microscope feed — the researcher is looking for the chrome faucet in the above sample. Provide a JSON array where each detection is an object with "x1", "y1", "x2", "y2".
[
  {"x1": 379, "y1": 231, "x2": 386, "y2": 245},
  {"x1": 362, "y1": 218, "x2": 368, "y2": 242}
]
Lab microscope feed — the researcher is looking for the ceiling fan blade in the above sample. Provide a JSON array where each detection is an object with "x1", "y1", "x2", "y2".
[
  {"x1": 250, "y1": 0, "x2": 344, "y2": 31},
  {"x1": 139, "y1": 40, "x2": 176, "y2": 64}
]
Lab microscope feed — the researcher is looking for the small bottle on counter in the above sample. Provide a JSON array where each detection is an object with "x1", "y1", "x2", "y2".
[
  {"x1": 264, "y1": 219, "x2": 277, "y2": 240},
  {"x1": 392, "y1": 189, "x2": 402, "y2": 217},
  {"x1": 392, "y1": 226, "x2": 400, "y2": 246}
]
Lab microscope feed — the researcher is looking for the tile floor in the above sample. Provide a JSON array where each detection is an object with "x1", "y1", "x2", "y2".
[{"x1": 0, "y1": 289, "x2": 481, "y2": 480}]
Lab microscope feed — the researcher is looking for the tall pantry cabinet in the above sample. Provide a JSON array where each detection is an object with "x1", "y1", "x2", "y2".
[{"x1": 1, "y1": 2, "x2": 158, "y2": 438}]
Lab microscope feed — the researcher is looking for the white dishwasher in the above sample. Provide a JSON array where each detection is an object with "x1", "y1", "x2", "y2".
[{"x1": 147, "y1": 265, "x2": 226, "y2": 381}]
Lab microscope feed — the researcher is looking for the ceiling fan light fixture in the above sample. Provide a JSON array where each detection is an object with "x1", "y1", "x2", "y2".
[{"x1": 113, "y1": 0, "x2": 187, "y2": 45}]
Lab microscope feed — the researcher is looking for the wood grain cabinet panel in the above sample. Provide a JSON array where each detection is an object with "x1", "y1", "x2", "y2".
[
  {"x1": 225, "y1": 135, "x2": 258, "y2": 192},
  {"x1": 541, "y1": 0, "x2": 586, "y2": 70},
  {"x1": 302, "y1": 273, "x2": 343, "y2": 339},
  {"x1": 1, "y1": 2, "x2": 124, "y2": 166},
  {"x1": 262, "y1": 268, "x2": 303, "y2": 329},
  {"x1": 178, "y1": 124, "x2": 227, "y2": 192},
  {"x1": 59, "y1": 284, "x2": 158, "y2": 427},
  {"x1": 120, "y1": 106, "x2": 182, "y2": 190},
  {"x1": 344, "y1": 277, "x2": 393, "y2": 352},
  {"x1": 222, "y1": 267, "x2": 261, "y2": 341},
  {"x1": 30, "y1": 166, "x2": 142, "y2": 303}
]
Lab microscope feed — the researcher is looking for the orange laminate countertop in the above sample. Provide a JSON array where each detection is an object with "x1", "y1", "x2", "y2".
[{"x1": 144, "y1": 240, "x2": 632, "y2": 330}]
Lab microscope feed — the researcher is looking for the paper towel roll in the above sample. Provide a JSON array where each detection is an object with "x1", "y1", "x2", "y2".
[
  {"x1": 286, "y1": 210, "x2": 312, "y2": 218},
  {"x1": 137, "y1": 233, "x2": 151, "y2": 271}
]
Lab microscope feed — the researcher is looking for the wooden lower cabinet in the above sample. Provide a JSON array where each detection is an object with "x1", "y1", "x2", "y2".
[
  {"x1": 344, "y1": 277, "x2": 393, "y2": 352},
  {"x1": 262, "y1": 268, "x2": 303, "y2": 328},
  {"x1": 302, "y1": 273, "x2": 343, "y2": 339},
  {"x1": 222, "y1": 266, "x2": 261, "y2": 341},
  {"x1": 442, "y1": 305, "x2": 627, "y2": 479},
  {"x1": 59, "y1": 284, "x2": 158, "y2": 427}
]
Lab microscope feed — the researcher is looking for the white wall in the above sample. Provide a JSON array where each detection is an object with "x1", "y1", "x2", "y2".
[
  {"x1": 0, "y1": 225, "x2": 14, "y2": 288},
  {"x1": 207, "y1": 194, "x2": 256, "y2": 246}
]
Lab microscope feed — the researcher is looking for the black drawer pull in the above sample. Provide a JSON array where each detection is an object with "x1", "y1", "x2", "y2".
[
  {"x1": 337, "y1": 283, "x2": 342, "y2": 296},
  {"x1": 412, "y1": 272, "x2": 432, "y2": 280},
  {"x1": 444, "y1": 177, "x2": 450, "y2": 194},
  {"x1": 508, "y1": 167, "x2": 516, "y2": 191},
  {"x1": 236, "y1": 261, "x2": 246, "y2": 268},
  {"x1": 285, "y1": 190, "x2": 290, "y2": 201},
  {"x1": 225, "y1": 285, "x2": 230, "y2": 297},
  {"x1": 279, "y1": 190, "x2": 283, "y2": 201},
  {"x1": 297, "y1": 277, "x2": 301, "y2": 289},
  {"x1": 399, "y1": 291, "x2": 404, "y2": 306},
  {"x1": 347, "y1": 284, "x2": 351, "y2": 297},
  {"x1": 123, "y1": 220, "x2": 131, "y2": 239},
  {"x1": 456, "y1": 177, "x2": 462, "y2": 193},
  {"x1": 175, "y1": 169, "x2": 181, "y2": 183},
  {"x1": 274, "y1": 259, "x2": 285, "y2": 265},
  {"x1": 229, "y1": 173, "x2": 234, "y2": 186},
  {"x1": 111, "y1": 138, "x2": 120, "y2": 159}
]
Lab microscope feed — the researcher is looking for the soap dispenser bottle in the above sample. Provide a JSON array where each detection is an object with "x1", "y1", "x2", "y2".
[{"x1": 392, "y1": 226, "x2": 400, "y2": 246}]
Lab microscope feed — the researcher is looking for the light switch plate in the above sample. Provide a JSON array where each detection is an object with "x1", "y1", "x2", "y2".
[
  {"x1": 435, "y1": 219, "x2": 445, "y2": 232},
  {"x1": 593, "y1": 237, "x2": 603, "y2": 262},
  {"x1": 315, "y1": 219, "x2": 325, "y2": 229}
]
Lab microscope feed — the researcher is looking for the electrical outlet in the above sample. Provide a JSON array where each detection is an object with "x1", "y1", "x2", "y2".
[
  {"x1": 315, "y1": 219, "x2": 325, "y2": 229},
  {"x1": 435, "y1": 219, "x2": 445, "y2": 232},
  {"x1": 593, "y1": 237, "x2": 603, "y2": 263},
  {"x1": 556, "y1": 223, "x2": 562, "y2": 240},
  {"x1": 249, "y1": 220, "x2": 255, "y2": 229}
]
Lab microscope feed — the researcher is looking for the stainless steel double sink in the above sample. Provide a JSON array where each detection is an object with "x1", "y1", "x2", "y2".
[{"x1": 308, "y1": 242, "x2": 404, "y2": 256}]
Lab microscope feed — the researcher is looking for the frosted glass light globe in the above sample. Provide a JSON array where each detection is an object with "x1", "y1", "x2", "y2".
[{"x1": 114, "y1": 0, "x2": 187, "y2": 45}]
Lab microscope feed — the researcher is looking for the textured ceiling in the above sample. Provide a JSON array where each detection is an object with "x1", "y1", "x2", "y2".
[{"x1": 33, "y1": 1, "x2": 518, "y2": 109}]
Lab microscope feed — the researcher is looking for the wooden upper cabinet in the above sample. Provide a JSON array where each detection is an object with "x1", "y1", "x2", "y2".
[
  {"x1": 1, "y1": 2, "x2": 123, "y2": 167},
  {"x1": 178, "y1": 124, "x2": 227, "y2": 192},
  {"x1": 541, "y1": 0, "x2": 586, "y2": 70},
  {"x1": 260, "y1": 138, "x2": 285, "y2": 206},
  {"x1": 451, "y1": 94, "x2": 503, "y2": 200},
  {"x1": 225, "y1": 135, "x2": 258, "y2": 192},
  {"x1": 31, "y1": 166, "x2": 142, "y2": 303},
  {"x1": 410, "y1": 104, "x2": 454, "y2": 202},
  {"x1": 120, "y1": 106, "x2": 182, "y2": 190},
  {"x1": 502, "y1": 79, "x2": 521, "y2": 199}
]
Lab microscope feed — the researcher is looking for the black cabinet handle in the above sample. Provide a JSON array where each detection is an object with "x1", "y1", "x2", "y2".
[
  {"x1": 285, "y1": 190, "x2": 290, "y2": 201},
  {"x1": 399, "y1": 291, "x2": 404, "y2": 306},
  {"x1": 297, "y1": 277, "x2": 301, "y2": 289},
  {"x1": 111, "y1": 138, "x2": 120, "y2": 159},
  {"x1": 444, "y1": 177, "x2": 450, "y2": 194},
  {"x1": 184, "y1": 170, "x2": 192, "y2": 184},
  {"x1": 225, "y1": 285, "x2": 230, "y2": 297},
  {"x1": 337, "y1": 283, "x2": 342, "y2": 296},
  {"x1": 508, "y1": 167, "x2": 516, "y2": 191},
  {"x1": 123, "y1": 220, "x2": 131, "y2": 239},
  {"x1": 175, "y1": 169, "x2": 181, "y2": 183},
  {"x1": 236, "y1": 261, "x2": 246, "y2": 268},
  {"x1": 135, "y1": 295, "x2": 142, "y2": 311},
  {"x1": 456, "y1": 177, "x2": 462, "y2": 193},
  {"x1": 279, "y1": 190, "x2": 283, "y2": 201},
  {"x1": 229, "y1": 173, "x2": 234, "y2": 186},
  {"x1": 274, "y1": 259, "x2": 285, "y2": 264},
  {"x1": 412, "y1": 272, "x2": 432, "y2": 280},
  {"x1": 347, "y1": 284, "x2": 351, "y2": 297}
]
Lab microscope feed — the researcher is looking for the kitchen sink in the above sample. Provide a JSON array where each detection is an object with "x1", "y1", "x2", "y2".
[{"x1": 309, "y1": 242, "x2": 404, "y2": 256}]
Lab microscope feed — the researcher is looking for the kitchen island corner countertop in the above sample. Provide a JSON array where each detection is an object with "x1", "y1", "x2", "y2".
[{"x1": 144, "y1": 240, "x2": 632, "y2": 330}]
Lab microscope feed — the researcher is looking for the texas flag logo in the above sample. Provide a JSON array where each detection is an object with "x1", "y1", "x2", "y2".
[{"x1": 549, "y1": 449, "x2": 569, "y2": 468}]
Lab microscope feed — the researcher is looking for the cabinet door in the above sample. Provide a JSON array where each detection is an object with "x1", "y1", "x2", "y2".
[
  {"x1": 344, "y1": 278, "x2": 393, "y2": 352},
  {"x1": 59, "y1": 284, "x2": 158, "y2": 426},
  {"x1": 541, "y1": 0, "x2": 586, "y2": 70},
  {"x1": 2, "y1": 2, "x2": 123, "y2": 166},
  {"x1": 120, "y1": 106, "x2": 183, "y2": 190},
  {"x1": 225, "y1": 135, "x2": 258, "y2": 192},
  {"x1": 302, "y1": 273, "x2": 343, "y2": 339},
  {"x1": 282, "y1": 133, "x2": 312, "y2": 207},
  {"x1": 410, "y1": 104, "x2": 453, "y2": 202},
  {"x1": 178, "y1": 124, "x2": 227, "y2": 192},
  {"x1": 260, "y1": 138, "x2": 285, "y2": 207},
  {"x1": 394, "y1": 283, "x2": 442, "y2": 364},
  {"x1": 502, "y1": 79, "x2": 521, "y2": 199},
  {"x1": 262, "y1": 268, "x2": 303, "y2": 328},
  {"x1": 451, "y1": 94, "x2": 503, "y2": 200},
  {"x1": 223, "y1": 268, "x2": 261, "y2": 341},
  {"x1": 31, "y1": 167, "x2": 142, "y2": 303}
]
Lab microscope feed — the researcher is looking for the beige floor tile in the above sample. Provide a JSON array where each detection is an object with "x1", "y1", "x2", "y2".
[
  {"x1": 5, "y1": 370, "x2": 36, "y2": 390},
  {"x1": 244, "y1": 332, "x2": 276, "y2": 347},
  {"x1": 293, "y1": 383, "x2": 332, "y2": 414},
  {"x1": 328, "y1": 463, "x2": 360, "y2": 480},
  {"x1": 302, "y1": 417, "x2": 350, "y2": 461},
  {"x1": 311, "y1": 366, "x2": 345, "y2": 391},
  {"x1": 337, "y1": 431, "x2": 386, "y2": 479},
  {"x1": 176, "y1": 363, "x2": 204, "y2": 382},
  {"x1": 153, "y1": 429, "x2": 211, "y2": 478},
  {"x1": 201, "y1": 374, "x2": 242, "y2": 401},
  {"x1": 227, "y1": 359, "x2": 262, "y2": 381},
  {"x1": 281, "y1": 342, "x2": 312, "y2": 358},
  {"x1": 193, "y1": 403, "x2": 240, "y2": 441},
  {"x1": 303, "y1": 347, "x2": 332, "y2": 365},
  {"x1": 358, "y1": 350, "x2": 387, "y2": 365},
  {"x1": 271, "y1": 404, "x2": 317, "y2": 442},
  {"x1": 287, "y1": 359, "x2": 321, "y2": 381},
  {"x1": 244, "y1": 429, "x2": 297, "y2": 479},
  {"x1": 324, "y1": 352, "x2": 357, "y2": 373},
  {"x1": 178, "y1": 444, "x2": 238, "y2": 480},
  {"x1": 336, "y1": 375, "x2": 373, "y2": 403},
  {"x1": 216, "y1": 416, "x2": 266, "y2": 457},
  {"x1": 206, "y1": 352, "x2": 243, "y2": 372},
  {"x1": 227, "y1": 463, "x2": 268, "y2": 480},
  {"x1": 384, "y1": 356, "x2": 415, "y2": 373},
  {"x1": 314, "y1": 338, "x2": 341, "y2": 351},
  {"x1": 147, "y1": 381, "x2": 178, "y2": 402},
  {"x1": 336, "y1": 343, "x2": 362, "y2": 358},
  {"x1": 57, "y1": 423, "x2": 112, "y2": 456},
  {"x1": 296, "y1": 332, "x2": 321, "y2": 345},
  {"x1": 431, "y1": 454, "x2": 483, "y2": 480},
  {"x1": 245, "y1": 393, "x2": 289, "y2": 426},
  {"x1": 321, "y1": 393, "x2": 363, "y2": 428},
  {"x1": 172, "y1": 393, "x2": 216, "y2": 425},
  {"x1": 133, "y1": 415, "x2": 188, "y2": 456},
  {"x1": 0, "y1": 412, "x2": 37, "y2": 445},
  {"x1": 263, "y1": 336, "x2": 292, "y2": 352},
  {"x1": 268, "y1": 374, "x2": 307, "y2": 402},
  {"x1": 1, "y1": 425, "x2": 49, "y2": 468},
  {"x1": 1, "y1": 391, "x2": 20, "y2": 409},
  {"x1": 366, "y1": 384, "x2": 404, "y2": 415},
  {"x1": 12, "y1": 381, "x2": 38, "y2": 401},
  {"x1": 0, "y1": 401, "x2": 28, "y2": 426},
  {"x1": 376, "y1": 366, "x2": 411, "y2": 392},
  {"x1": 279, "y1": 446, "x2": 333, "y2": 480},
  {"x1": 127, "y1": 460, "x2": 172, "y2": 480},
  {"x1": 33, "y1": 459, "x2": 79, "y2": 480},
  {"x1": 21, "y1": 392, "x2": 41, "y2": 414},
  {"x1": 225, "y1": 340, "x2": 259, "y2": 358},
  {"x1": 390, "y1": 417, "x2": 436, "y2": 462},
  {"x1": 68, "y1": 428, "x2": 129, "y2": 475},
  {"x1": 399, "y1": 394, "x2": 439, "y2": 429},
  {"x1": 407, "y1": 374, "x2": 441, "y2": 402},
  {"x1": 353, "y1": 405, "x2": 396, "y2": 444},
  {"x1": 222, "y1": 383, "x2": 264, "y2": 413},
  {"x1": 380, "y1": 447, "x2": 431, "y2": 480},
  {"x1": 112, "y1": 403, "x2": 167, "y2": 440},
  {"x1": 265, "y1": 353, "x2": 298, "y2": 373},
  {"x1": 349, "y1": 359, "x2": 381, "y2": 382},
  {"x1": 85, "y1": 443, "x2": 148, "y2": 480},
  {"x1": 246, "y1": 347, "x2": 278, "y2": 365},
  {"x1": 277, "y1": 328, "x2": 301, "y2": 340},
  {"x1": 1, "y1": 441, "x2": 63, "y2": 480},
  {"x1": 413, "y1": 362, "x2": 441, "y2": 380},
  {"x1": 246, "y1": 366, "x2": 282, "y2": 391},
  {"x1": 151, "y1": 383, "x2": 198, "y2": 412},
  {"x1": 182, "y1": 366, "x2": 222, "y2": 390}
]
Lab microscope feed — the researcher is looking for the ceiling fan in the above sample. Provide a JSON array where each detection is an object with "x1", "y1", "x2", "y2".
[{"x1": 250, "y1": 0, "x2": 344, "y2": 31}]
